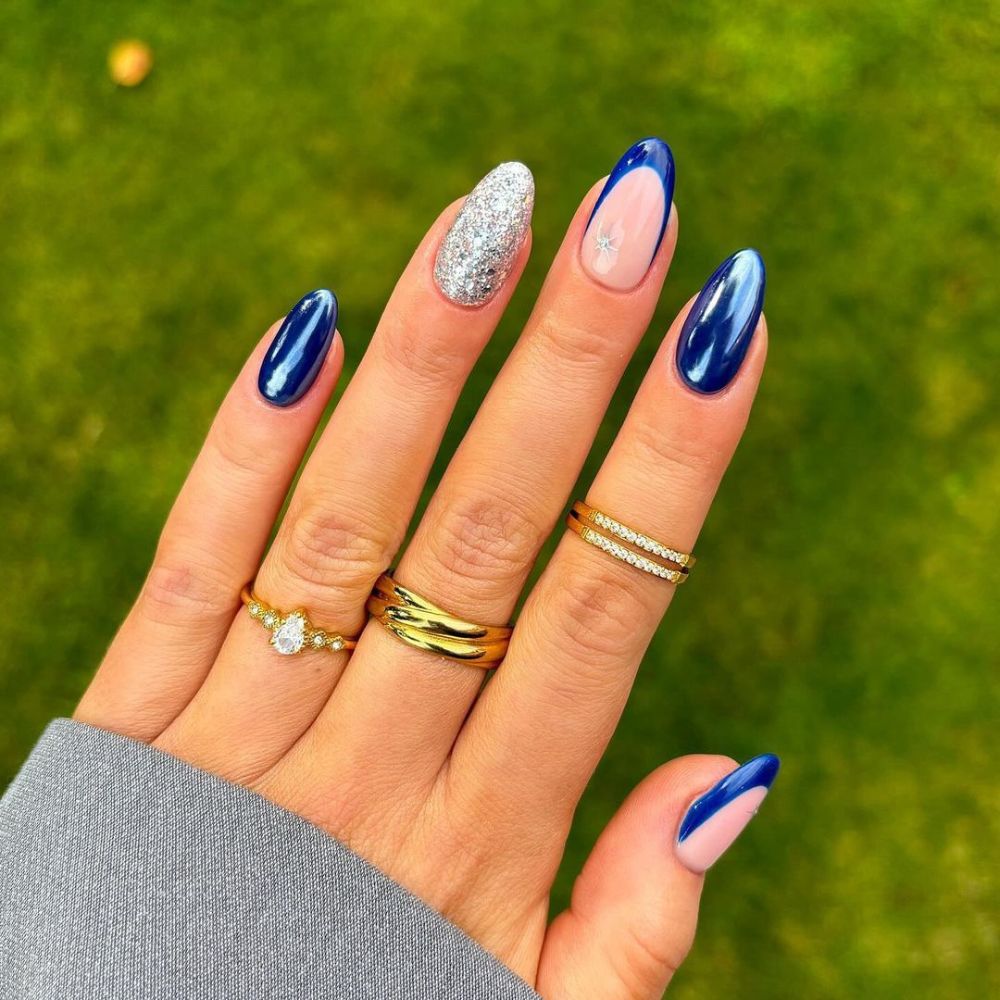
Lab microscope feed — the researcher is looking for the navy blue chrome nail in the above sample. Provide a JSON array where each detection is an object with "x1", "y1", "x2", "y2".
[
  {"x1": 586, "y1": 137, "x2": 675, "y2": 270},
  {"x1": 258, "y1": 289, "x2": 337, "y2": 407},
  {"x1": 675, "y1": 249, "x2": 766, "y2": 394},
  {"x1": 677, "y1": 753, "x2": 780, "y2": 844}
]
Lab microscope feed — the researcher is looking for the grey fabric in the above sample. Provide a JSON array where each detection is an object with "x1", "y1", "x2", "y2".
[{"x1": 0, "y1": 719, "x2": 542, "y2": 1000}]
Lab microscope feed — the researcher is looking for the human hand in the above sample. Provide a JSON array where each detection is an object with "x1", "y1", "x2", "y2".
[{"x1": 75, "y1": 139, "x2": 776, "y2": 999}]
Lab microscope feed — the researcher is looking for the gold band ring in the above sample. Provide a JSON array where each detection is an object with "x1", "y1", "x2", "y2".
[
  {"x1": 366, "y1": 573, "x2": 512, "y2": 667},
  {"x1": 566, "y1": 501, "x2": 694, "y2": 583},
  {"x1": 241, "y1": 586, "x2": 359, "y2": 656}
]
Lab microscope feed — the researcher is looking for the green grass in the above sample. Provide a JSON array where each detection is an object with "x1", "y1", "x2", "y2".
[{"x1": 1, "y1": 1, "x2": 997, "y2": 996}]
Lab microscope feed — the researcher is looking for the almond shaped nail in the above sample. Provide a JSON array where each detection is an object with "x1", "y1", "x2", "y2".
[
  {"x1": 258, "y1": 289, "x2": 337, "y2": 407},
  {"x1": 433, "y1": 161, "x2": 534, "y2": 307},
  {"x1": 675, "y1": 753, "x2": 780, "y2": 873},
  {"x1": 582, "y1": 137, "x2": 675, "y2": 291},
  {"x1": 675, "y1": 249, "x2": 766, "y2": 394}
]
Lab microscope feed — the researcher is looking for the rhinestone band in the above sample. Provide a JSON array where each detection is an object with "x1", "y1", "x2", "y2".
[
  {"x1": 589, "y1": 511, "x2": 692, "y2": 567},
  {"x1": 581, "y1": 528, "x2": 686, "y2": 583},
  {"x1": 566, "y1": 501, "x2": 694, "y2": 583}
]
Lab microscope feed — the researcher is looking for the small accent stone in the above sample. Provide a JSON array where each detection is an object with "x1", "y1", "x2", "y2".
[
  {"x1": 262, "y1": 612, "x2": 277, "y2": 628},
  {"x1": 329, "y1": 637, "x2": 345, "y2": 651}
]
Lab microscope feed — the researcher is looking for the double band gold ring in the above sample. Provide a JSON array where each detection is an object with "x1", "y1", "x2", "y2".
[
  {"x1": 366, "y1": 573, "x2": 512, "y2": 667},
  {"x1": 566, "y1": 501, "x2": 694, "y2": 583}
]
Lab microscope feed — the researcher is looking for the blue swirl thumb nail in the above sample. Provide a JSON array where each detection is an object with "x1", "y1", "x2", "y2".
[{"x1": 675, "y1": 753, "x2": 780, "y2": 873}]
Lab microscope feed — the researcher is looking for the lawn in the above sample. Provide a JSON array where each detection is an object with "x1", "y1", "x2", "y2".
[{"x1": 0, "y1": 1, "x2": 997, "y2": 996}]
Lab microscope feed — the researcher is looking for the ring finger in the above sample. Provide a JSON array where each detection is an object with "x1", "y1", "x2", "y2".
[
  {"x1": 157, "y1": 163, "x2": 535, "y2": 779},
  {"x1": 271, "y1": 138, "x2": 680, "y2": 803}
]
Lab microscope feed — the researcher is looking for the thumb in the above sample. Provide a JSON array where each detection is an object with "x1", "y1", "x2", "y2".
[{"x1": 536, "y1": 753, "x2": 780, "y2": 1000}]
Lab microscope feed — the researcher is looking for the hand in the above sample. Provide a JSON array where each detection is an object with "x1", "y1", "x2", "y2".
[{"x1": 75, "y1": 140, "x2": 775, "y2": 999}]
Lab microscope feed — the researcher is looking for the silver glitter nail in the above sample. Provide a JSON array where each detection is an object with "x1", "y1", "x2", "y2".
[{"x1": 433, "y1": 161, "x2": 534, "y2": 307}]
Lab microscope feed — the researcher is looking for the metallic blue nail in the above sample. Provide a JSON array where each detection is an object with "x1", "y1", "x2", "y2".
[
  {"x1": 677, "y1": 753, "x2": 780, "y2": 844},
  {"x1": 675, "y1": 249, "x2": 766, "y2": 394},
  {"x1": 587, "y1": 137, "x2": 675, "y2": 268},
  {"x1": 258, "y1": 289, "x2": 337, "y2": 407}
]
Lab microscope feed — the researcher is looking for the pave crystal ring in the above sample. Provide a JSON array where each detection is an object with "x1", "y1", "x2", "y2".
[
  {"x1": 565, "y1": 501, "x2": 694, "y2": 583},
  {"x1": 241, "y1": 586, "x2": 359, "y2": 657}
]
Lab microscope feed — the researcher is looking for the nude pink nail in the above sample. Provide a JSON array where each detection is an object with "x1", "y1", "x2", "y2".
[
  {"x1": 581, "y1": 138, "x2": 675, "y2": 291},
  {"x1": 675, "y1": 754, "x2": 779, "y2": 874}
]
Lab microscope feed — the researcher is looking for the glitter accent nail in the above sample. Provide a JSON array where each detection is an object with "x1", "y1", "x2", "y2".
[{"x1": 433, "y1": 161, "x2": 534, "y2": 306}]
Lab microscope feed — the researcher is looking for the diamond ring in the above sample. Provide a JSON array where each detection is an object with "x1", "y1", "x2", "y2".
[{"x1": 240, "y1": 586, "x2": 359, "y2": 657}]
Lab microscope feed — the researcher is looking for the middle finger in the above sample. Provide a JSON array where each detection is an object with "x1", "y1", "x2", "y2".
[{"x1": 280, "y1": 138, "x2": 678, "y2": 794}]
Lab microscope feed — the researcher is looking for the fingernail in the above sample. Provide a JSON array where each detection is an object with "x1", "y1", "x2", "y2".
[
  {"x1": 258, "y1": 289, "x2": 338, "y2": 407},
  {"x1": 675, "y1": 248, "x2": 766, "y2": 394},
  {"x1": 434, "y1": 161, "x2": 534, "y2": 307},
  {"x1": 675, "y1": 753, "x2": 780, "y2": 873},
  {"x1": 581, "y1": 137, "x2": 675, "y2": 291}
]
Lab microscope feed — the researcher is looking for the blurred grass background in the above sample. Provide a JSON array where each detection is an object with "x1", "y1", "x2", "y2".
[{"x1": 1, "y1": 1, "x2": 998, "y2": 996}]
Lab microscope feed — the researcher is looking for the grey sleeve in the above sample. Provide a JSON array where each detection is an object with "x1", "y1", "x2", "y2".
[{"x1": 0, "y1": 719, "x2": 542, "y2": 1000}]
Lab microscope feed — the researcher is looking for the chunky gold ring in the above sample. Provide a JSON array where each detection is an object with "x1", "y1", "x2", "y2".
[
  {"x1": 366, "y1": 573, "x2": 512, "y2": 667},
  {"x1": 241, "y1": 586, "x2": 359, "y2": 656},
  {"x1": 566, "y1": 501, "x2": 694, "y2": 583}
]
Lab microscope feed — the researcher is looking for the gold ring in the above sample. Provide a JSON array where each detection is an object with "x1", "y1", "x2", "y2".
[
  {"x1": 241, "y1": 586, "x2": 359, "y2": 656},
  {"x1": 566, "y1": 501, "x2": 694, "y2": 583},
  {"x1": 366, "y1": 573, "x2": 512, "y2": 667}
]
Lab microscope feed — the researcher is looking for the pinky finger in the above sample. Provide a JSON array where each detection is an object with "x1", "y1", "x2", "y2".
[
  {"x1": 537, "y1": 754, "x2": 780, "y2": 1000},
  {"x1": 75, "y1": 290, "x2": 343, "y2": 741}
]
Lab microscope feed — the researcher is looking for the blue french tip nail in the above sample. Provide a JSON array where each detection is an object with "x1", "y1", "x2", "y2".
[
  {"x1": 258, "y1": 289, "x2": 337, "y2": 407},
  {"x1": 586, "y1": 137, "x2": 675, "y2": 266},
  {"x1": 677, "y1": 753, "x2": 780, "y2": 843},
  {"x1": 675, "y1": 248, "x2": 766, "y2": 394}
]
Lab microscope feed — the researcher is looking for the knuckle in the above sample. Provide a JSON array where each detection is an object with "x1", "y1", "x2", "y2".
[
  {"x1": 140, "y1": 555, "x2": 235, "y2": 626},
  {"x1": 377, "y1": 320, "x2": 465, "y2": 390},
  {"x1": 607, "y1": 917, "x2": 692, "y2": 997},
  {"x1": 281, "y1": 502, "x2": 392, "y2": 589},
  {"x1": 427, "y1": 491, "x2": 545, "y2": 586},
  {"x1": 544, "y1": 566, "x2": 650, "y2": 667},
  {"x1": 626, "y1": 417, "x2": 724, "y2": 496},
  {"x1": 208, "y1": 414, "x2": 271, "y2": 482},
  {"x1": 529, "y1": 309, "x2": 615, "y2": 375}
]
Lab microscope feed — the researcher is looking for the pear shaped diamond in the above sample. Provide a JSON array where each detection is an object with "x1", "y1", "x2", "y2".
[{"x1": 271, "y1": 613, "x2": 306, "y2": 656}]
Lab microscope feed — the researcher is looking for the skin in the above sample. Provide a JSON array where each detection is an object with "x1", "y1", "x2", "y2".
[{"x1": 75, "y1": 174, "x2": 768, "y2": 999}]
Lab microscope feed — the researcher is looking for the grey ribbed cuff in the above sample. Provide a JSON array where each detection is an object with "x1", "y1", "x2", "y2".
[{"x1": 0, "y1": 718, "x2": 541, "y2": 1000}]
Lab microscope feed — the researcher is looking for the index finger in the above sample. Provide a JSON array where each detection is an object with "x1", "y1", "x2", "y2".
[{"x1": 453, "y1": 250, "x2": 768, "y2": 820}]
